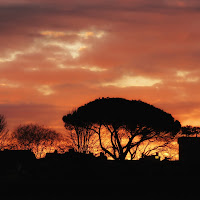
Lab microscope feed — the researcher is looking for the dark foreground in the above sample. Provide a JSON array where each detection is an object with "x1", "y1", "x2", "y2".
[
  {"x1": 0, "y1": 159, "x2": 200, "y2": 197},
  {"x1": 2, "y1": 159, "x2": 200, "y2": 182}
]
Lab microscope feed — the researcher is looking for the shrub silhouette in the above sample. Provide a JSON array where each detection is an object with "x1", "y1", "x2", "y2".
[{"x1": 63, "y1": 97, "x2": 181, "y2": 160}]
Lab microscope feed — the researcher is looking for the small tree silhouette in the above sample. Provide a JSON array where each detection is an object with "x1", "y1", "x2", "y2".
[
  {"x1": 12, "y1": 123, "x2": 63, "y2": 158},
  {"x1": 63, "y1": 98, "x2": 181, "y2": 160},
  {"x1": 0, "y1": 114, "x2": 7, "y2": 135},
  {"x1": 181, "y1": 126, "x2": 200, "y2": 137},
  {"x1": 0, "y1": 114, "x2": 11, "y2": 150}
]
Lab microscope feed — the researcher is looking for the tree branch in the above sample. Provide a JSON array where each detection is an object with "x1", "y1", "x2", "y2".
[
  {"x1": 104, "y1": 124, "x2": 118, "y2": 157},
  {"x1": 98, "y1": 124, "x2": 117, "y2": 160}
]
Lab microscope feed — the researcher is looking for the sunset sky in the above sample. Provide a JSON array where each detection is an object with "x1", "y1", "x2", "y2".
[{"x1": 1, "y1": 0, "x2": 200, "y2": 133}]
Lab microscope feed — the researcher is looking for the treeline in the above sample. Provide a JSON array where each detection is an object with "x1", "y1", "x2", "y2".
[
  {"x1": 0, "y1": 98, "x2": 200, "y2": 160},
  {"x1": 0, "y1": 115, "x2": 68, "y2": 158}
]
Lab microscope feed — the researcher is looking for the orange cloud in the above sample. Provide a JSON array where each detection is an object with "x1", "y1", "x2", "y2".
[{"x1": 1, "y1": 0, "x2": 200, "y2": 132}]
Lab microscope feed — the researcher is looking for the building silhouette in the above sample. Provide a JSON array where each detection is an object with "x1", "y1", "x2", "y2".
[
  {"x1": 0, "y1": 149, "x2": 35, "y2": 174},
  {"x1": 178, "y1": 137, "x2": 200, "y2": 161},
  {"x1": 140, "y1": 152, "x2": 160, "y2": 161}
]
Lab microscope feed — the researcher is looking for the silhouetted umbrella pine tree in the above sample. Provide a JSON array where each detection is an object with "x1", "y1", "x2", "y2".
[{"x1": 63, "y1": 98, "x2": 181, "y2": 160}]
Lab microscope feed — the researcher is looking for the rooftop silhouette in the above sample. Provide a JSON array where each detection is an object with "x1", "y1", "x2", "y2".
[
  {"x1": 0, "y1": 136, "x2": 200, "y2": 184},
  {"x1": 178, "y1": 137, "x2": 200, "y2": 161}
]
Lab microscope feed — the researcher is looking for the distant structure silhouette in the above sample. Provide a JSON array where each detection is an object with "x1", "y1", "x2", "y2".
[
  {"x1": 140, "y1": 152, "x2": 160, "y2": 161},
  {"x1": 45, "y1": 149, "x2": 107, "y2": 162},
  {"x1": 178, "y1": 137, "x2": 200, "y2": 161},
  {"x1": 0, "y1": 149, "x2": 35, "y2": 173}
]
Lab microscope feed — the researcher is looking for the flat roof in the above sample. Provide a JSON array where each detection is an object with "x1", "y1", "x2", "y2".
[{"x1": 178, "y1": 137, "x2": 200, "y2": 144}]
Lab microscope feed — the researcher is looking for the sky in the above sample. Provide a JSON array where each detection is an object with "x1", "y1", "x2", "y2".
[{"x1": 1, "y1": 0, "x2": 200, "y2": 134}]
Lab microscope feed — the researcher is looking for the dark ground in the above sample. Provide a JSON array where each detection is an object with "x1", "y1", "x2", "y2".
[{"x1": 0, "y1": 160, "x2": 200, "y2": 197}]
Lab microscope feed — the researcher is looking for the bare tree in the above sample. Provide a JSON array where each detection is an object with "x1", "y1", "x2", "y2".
[
  {"x1": 12, "y1": 123, "x2": 63, "y2": 158},
  {"x1": 0, "y1": 114, "x2": 7, "y2": 134},
  {"x1": 0, "y1": 114, "x2": 10, "y2": 150}
]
